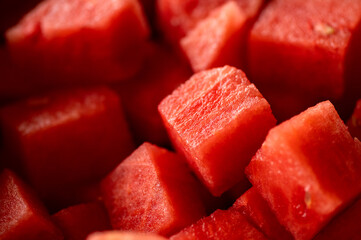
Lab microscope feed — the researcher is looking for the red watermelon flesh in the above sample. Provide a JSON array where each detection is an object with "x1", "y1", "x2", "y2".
[
  {"x1": 52, "y1": 202, "x2": 111, "y2": 240},
  {"x1": 87, "y1": 231, "x2": 168, "y2": 240},
  {"x1": 170, "y1": 208, "x2": 267, "y2": 240},
  {"x1": 246, "y1": 101, "x2": 361, "y2": 240},
  {"x1": 314, "y1": 194, "x2": 361, "y2": 240},
  {"x1": 156, "y1": 0, "x2": 263, "y2": 47},
  {"x1": 113, "y1": 43, "x2": 191, "y2": 147},
  {"x1": 0, "y1": 87, "x2": 134, "y2": 208},
  {"x1": 158, "y1": 65, "x2": 276, "y2": 196},
  {"x1": 0, "y1": 169, "x2": 63, "y2": 240},
  {"x1": 180, "y1": 1, "x2": 247, "y2": 72},
  {"x1": 101, "y1": 142, "x2": 205, "y2": 236},
  {"x1": 232, "y1": 187, "x2": 294, "y2": 240},
  {"x1": 347, "y1": 99, "x2": 361, "y2": 141},
  {"x1": 248, "y1": 0, "x2": 361, "y2": 116},
  {"x1": 6, "y1": 0, "x2": 150, "y2": 86}
]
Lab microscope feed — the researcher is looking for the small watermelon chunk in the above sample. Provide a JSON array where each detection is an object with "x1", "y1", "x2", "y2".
[
  {"x1": 0, "y1": 169, "x2": 63, "y2": 240},
  {"x1": 158, "y1": 65, "x2": 276, "y2": 196},
  {"x1": 170, "y1": 208, "x2": 267, "y2": 240},
  {"x1": 347, "y1": 99, "x2": 361, "y2": 140},
  {"x1": 101, "y1": 142, "x2": 205, "y2": 236},
  {"x1": 246, "y1": 101, "x2": 361, "y2": 240},
  {"x1": 232, "y1": 187, "x2": 293, "y2": 240},
  {"x1": 87, "y1": 231, "x2": 167, "y2": 240},
  {"x1": 113, "y1": 43, "x2": 191, "y2": 147},
  {"x1": 248, "y1": 0, "x2": 361, "y2": 119},
  {"x1": 180, "y1": 1, "x2": 247, "y2": 72},
  {"x1": 52, "y1": 202, "x2": 111, "y2": 240},
  {"x1": 6, "y1": 0, "x2": 150, "y2": 86},
  {"x1": 314, "y1": 194, "x2": 361, "y2": 240},
  {"x1": 0, "y1": 87, "x2": 134, "y2": 207}
]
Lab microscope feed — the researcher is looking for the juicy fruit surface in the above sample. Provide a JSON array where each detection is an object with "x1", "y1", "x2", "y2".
[
  {"x1": 0, "y1": 170, "x2": 63, "y2": 240},
  {"x1": 246, "y1": 101, "x2": 361, "y2": 240},
  {"x1": 101, "y1": 142, "x2": 205, "y2": 236},
  {"x1": 159, "y1": 65, "x2": 276, "y2": 196}
]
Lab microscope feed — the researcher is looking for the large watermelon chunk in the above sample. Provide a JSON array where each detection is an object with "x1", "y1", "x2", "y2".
[
  {"x1": 170, "y1": 208, "x2": 267, "y2": 240},
  {"x1": 6, "y1": 0, "x2": 149, "y2": 86},
  {"x1": 0, "y1": 169, "x2": 63, "y2": 240},
  {"x1": 158, "y1": 65, "x2": 276, "y2": 196},
  {"x1": 232, "y1": 187, "x2": 293, "y2": 240},
  {"x1": 314, "y1": 194, "x2": 361, "y2": 240},
  {"x1": 246, "y1": 101, "x2": 361, "y2": 240},
  {"x1": 248, "y1": 0, "x2": 361, "y2": 120},
  {"x1": 180, "y1": 1, "x2": 247, "y2": 72},
  {"x1": 87, "y1": 231, "x2": 167, "y2": 240},
  {"x1": 52, "y1": 202, "x2": 111, "y2": 240},
  {"x1": 0, "y1": 87, "x2": 134, "y2": 208},
  {"x1": 101, "y1": 142, "x2": 205, "y2": 236}
]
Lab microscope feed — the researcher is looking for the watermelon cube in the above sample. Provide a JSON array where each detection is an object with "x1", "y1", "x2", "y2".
[
  {"x1": 113, "y1": 43, "x2": 191, "y2": 147},
  {"x1": 87, "y1": 231, "x2": 167, "y2": 240},
  {"x1": 0, "y1": 87, "x2": 134, "y2": 207},
  {"x1": 6, "y1": 0, "x2": 150, "y2": 86},
  {"x1": 101, "y1": 142, "x2": 205, "y2": 236},
  {"x1": 246, "y1": 101, "x2": 361, "y2": 240},
  {"x1": 0, "y1": 169, "x2": 63, "y2": 240},
  {"x1": 248, "y1": 0, "x2": 361, "y2": 119},
  {"x1": 52, "y1": 202, "x2": 111, "y2": 240},
  {"x1": 232, "y1": 187, "x2": 293, "y2": 240},
  {"x1": 156, "y1": 0, "x2": 263, "y2": 48},
  {"x1": 314, "y1": 194, "x2": 361, "y2": 240},
  {"x1": 347, "y1": 99, "x2": 361, "y2": 141},
  {"x1": 170, "y1": 208, "x2": 267, "y2": 240},
  {"x1": 180, "y1": 1, "x2": 247, "y2": 72},
  {"x1": 158, "y1": 65, "x2": 276, "y2": 196}
]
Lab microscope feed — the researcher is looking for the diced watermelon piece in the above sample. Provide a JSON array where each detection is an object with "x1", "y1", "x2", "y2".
[
  {"x1": 52, "y1": 202, "x2": 111, "y2": 240},
  {"x1": 156, "y1": 0, "x2": 263, "y2": 47},
  {"x1": 0, "y1": 169, "x2": 63, "y2": 240},
  {"x1": 314, "y1": 194, "x2": 361, "y2": 240},
  {"x1": 232, "y1": 187, "x2": 294, "y2": 240},
  {"x1": 248, "y1": 0, "x2": 361, "y2": 119},
  {"x1": 170, "y1": 208, "x2": 267, "y2": 240},
  {"x1": 347, "y1": 99, "x2": 361, "y2": 140},
  {"x1": 6, "y1": 0, "x2": 150, "y2": 86},
  {"x1": 0, "y1": 87, "x2": 134, "y2": 208},
  {"x1": 101, "y1": 142, "x2": 205, "y2": 236},
  {"x1": 87, "y1": 231, "x2": 167, "y2": 240},
  {"x1": 246, "y1": 101, "x2": 361, "y2": 240},
  {"x1": 113, "y1": 43, "x2": 191, "y2": 146},
  {"x1": 180, "y1": 1, "x2": 247, "y2": 72},
  {"x1": 158, "y1": 65, "x2": 276, "y2": 196}
]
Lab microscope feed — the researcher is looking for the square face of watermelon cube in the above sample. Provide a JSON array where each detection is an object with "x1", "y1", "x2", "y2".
[
  {"x1": 248, "y1": 0, "x2": 361, "y2": 101},
  {"x1": 246, "y1": 101, "x2": 361, "y2": 240},
  {"x1": 101, "y1": 142, "x2": 205, "y2": 237},
  {"x1": 0, "y1": 169, "x2": 63, "y2": 240},
  {"x1": 0, "y1": 87, "x2": 134, "y2": 203},
  {"x1": 159, "y1": 65, "x2": 276, "y2": 196},
  {"x1": 6, "y1": 0, "x2": 149, "y2": 85}
]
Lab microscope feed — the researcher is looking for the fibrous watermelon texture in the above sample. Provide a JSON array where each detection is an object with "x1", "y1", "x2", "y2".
[
  {"x1": 248, "y1": 0, "x2": 361, "y2": 120},
  {"x1": 0, "y1": 86, "x2": 134, "y2": 209},
  {"x1": 170, "y1": 208, "x2": 267, "y2": 240},
  {"x1": 6, "y1": 0, "x2": 150, "y2": 87},
  {"x1": 159, "y1": 65, "x2": 276, "y2": 196},
  {"x1": 0, "y1": 169, "x2": 63, "y2": 240},
  {"x1": 101, "y1": 142, "x2": 205, "y2": 236},
  {"x1": 246, "y1": 101, "x2": 361, "y2": 240}
]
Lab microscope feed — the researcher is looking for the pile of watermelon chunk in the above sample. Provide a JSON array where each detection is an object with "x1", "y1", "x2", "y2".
[{"x1": 1, "y1": 0, "x2": 361, "y2": 239}]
